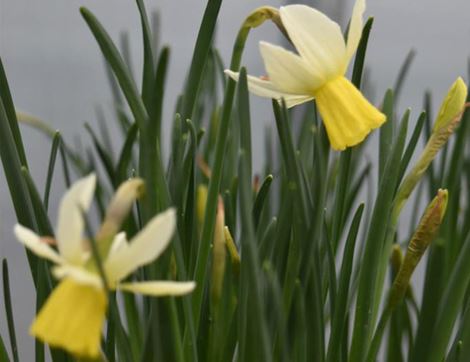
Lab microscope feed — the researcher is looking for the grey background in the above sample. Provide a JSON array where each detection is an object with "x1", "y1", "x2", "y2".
[{"x1": 1, "y1": 0, "x2": 469, "y2": 360}]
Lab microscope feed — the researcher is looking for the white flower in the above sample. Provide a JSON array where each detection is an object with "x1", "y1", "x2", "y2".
[
  {"x1": 14, "y1": 173, "x2": 194, "y2": 295},
  {"x1": 14, "y1": 174, "x2": 194, "y2": 358},
  {"x1": 226, "y1": 0, "x2": 386, "y2": 150}
]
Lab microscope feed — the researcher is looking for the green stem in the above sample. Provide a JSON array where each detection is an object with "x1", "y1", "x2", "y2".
[{"x1": 191, "y1": 21, "x2": 251, "y2": 332}]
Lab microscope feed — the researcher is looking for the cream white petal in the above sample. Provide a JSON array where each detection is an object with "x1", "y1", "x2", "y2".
[
  {"x1": 281, "y1": 95, "x2": 315, "y2": 108},
  {"x1": 279, "y1": 5, "x2": 346, "y2": 80},
  {"x1": 259, "y1": 41, "x2": 324, "y2": 92},
  {"x1": 108, "y1": 232, "x2": 128, "y2": 256},
  {"x1": 14, "y1": 224, "x2": 63, "y2": 265},
  {"x1": 117, "y1": 281, "x2": 196, "y2": 296},
  {"x1": 225, "y1": 70, "x2": 287, "y2": 98},
  {"x1": 104, "y1": 208, "x2": 176, "y2": 282},
  {"x1": 52, "y1": 265, "x2": 103, "y2": 289},
  {"x1": 346, "y1": 0, "x2": 366, "y2": 64},
  {"x1": 225, "y1": 70, "x2": 313, "y2": 108},
  {"x1": 56, "y1": 173, "x2": 96, "y2": 265}
]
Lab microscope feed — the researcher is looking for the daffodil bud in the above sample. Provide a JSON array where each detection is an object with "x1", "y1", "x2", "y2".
[
  {"x1": 211, "y1": 197, "x2": 226, "y2": 307},
  {"x1": 390, "y1": 244, "x2": 403, "y2": 277},
  {"x1": 433, "y1": 77, "x2": 467, "y2": 132},
  {"x1": 196, "y1": 184, "x2": 208, "y2": 232},
  {"x1": 96, "y1": 178, "x2": 145, "y2": 243},
  {"x1": 224, "y1": 226, "x2": 240, "y2": 276},
  {"x1": 394, "y1": 78, "x2": 465, "y2": 218},
  {"x1": 388, "y1": 189, "x2": 448, "y2": 309}
]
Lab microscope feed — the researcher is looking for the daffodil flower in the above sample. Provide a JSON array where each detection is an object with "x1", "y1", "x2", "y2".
[
  {"x1": 14, "y1": 174, "x2": 195, "y2": 358},
  {"x1": 226, "y1": 0, "x2": 386, "y2": 150}
]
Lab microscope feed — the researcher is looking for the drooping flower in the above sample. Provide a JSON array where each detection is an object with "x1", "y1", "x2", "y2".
[
  {"x1": 14, "y1": 174, "x2": 195, "y2": 358},
  {"x1": 225, "y1": 0, "x2": 386, "y2": 150}
]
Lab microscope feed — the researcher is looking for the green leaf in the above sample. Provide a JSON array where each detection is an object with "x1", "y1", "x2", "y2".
[
  {"x1": 238, "y1": 149, "x2": 272, "y2": 361},
  {"x1": 0, "y1": 333, "x2": 10, "y2": 362},
  {"x1": 327, "y1": 204, "x2": 364, "y2": 362},
  {"x1": 350, "y1": 113, "x2": 408, "y2": 361},
  {"x1": 191, "y1": 18, "x2": 246, "y2": 338},
  {"x1": 410, "y1": 242, "x2": 446, "y2": 361},
  {"x1": 252, "y1": 175, "x2": 273, "y2": 229},
  {"x1": 0, "y1": 58, "x2": 28, "y2": 167},
  {"x1": 393, "y1": 49, "x2": 415, "y2": 104},
  {"x1": 447, "y1": 295, "x2": 470, "y2": 361},
  {"x1": 43, "y1": 133, "x2": 61, "y2": 211},
  {"x1": 237, "y1": 67, "x2": 252, "y2": 178},
  {"x1": 135, "y1": 0, "x2": 155, "y2": 109},
  {"x1": 148, "y1": 47, "x2": 169, "y2": 142},
  {"x1": 330, "y1": 149, "x2": 352, "y2": 251},
  {"x1": 180, "y1": 0, "x2": 223, "y2": 120},
  {"x1": 80, "y1": 7, "x2": 148, "y2": 129},
  {"x1": 116, "y1": 123, "x2": 138, "y2": 183},
  {"x1": 21, "y1": 167, "x2": 53, "y2": 235},
  {"x1": 379, "y1": 90, "x2": 394, "y2": 183},
  {"x1": 427, "y1": 234, "x2": 470, "y2": 362},
  {"x1": 85, "y1": 123, "x2": 116, "y2": 185},
  {"x1": 398, "y1": 111, "x2": 426, "y2": 184},
  {"x1": 259, "y1": 217, "x2": 278, "y2": 262},
  {"x1": 2, "y1": 260, "x2": 19, "y2": 362},
  {"x1": 324, "y1": 216, "x2": 337, "y2": 319},
  {"x1": 58, "y1": 137, "x2": 72, "y2": 188},
  {"x1": 351, "y1": 17, "x2": 374, "y2": 89},
  {"x1": 0, "y1": 98, "x2": 38, "y2": 282},
  {"x1": 123, "y1": 294, "x2": 143, "y2": 361}
]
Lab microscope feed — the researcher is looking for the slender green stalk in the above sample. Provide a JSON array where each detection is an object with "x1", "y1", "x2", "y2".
[
  {"x1": 191, "y1": 8, "x2": 273, "y2": 331},
  {"x1": 326, "y1": 204, "x2": 364, "y2": 362},
  {"x1": 350, "y1": 116, "x2": 408, "y2": 361},
  {"x1": 2, "y1": 260, "x2": 19, "y2": 362},
  {"x1": 427, "y1": 234, "x2": 470, "y2": 362},
  {"x1": 180, "y1": 0, "x2": 223, "y2": 121}
]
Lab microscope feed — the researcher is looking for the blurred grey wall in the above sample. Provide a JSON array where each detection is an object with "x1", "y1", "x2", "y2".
[{"x1": 1, "y1": 0, "x2": 470, "y2": 360}]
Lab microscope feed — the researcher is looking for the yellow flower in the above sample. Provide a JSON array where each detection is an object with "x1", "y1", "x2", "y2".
[
  {"x1": 225, "y1": 0, "x2": 386, "y2": 150},
  {"x1": 14, "y1": 174, "x2": 195, "y2": 358}
]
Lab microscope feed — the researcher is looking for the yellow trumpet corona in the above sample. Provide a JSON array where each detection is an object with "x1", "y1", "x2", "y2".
[{"x1": 31, "y1": 279, "x2": 107, "y2": 358}]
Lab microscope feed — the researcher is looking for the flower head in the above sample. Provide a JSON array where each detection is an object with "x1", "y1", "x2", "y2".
[
  {"x1": 14, "y1": 174, "x2": 195, "y2": 358},
  {"x1": 225, "y1": 0, "x2": 386, "y2": 150},
  {"x1": 433, "y1": 76, "x2": 467, "y2": 132}
]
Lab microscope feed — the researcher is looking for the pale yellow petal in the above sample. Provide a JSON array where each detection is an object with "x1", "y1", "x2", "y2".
[
  {"x1": 259, "y1": 41, "x2": 323, "y2": 93},
  {"x1": 30, "y1": 279, "x2": 107, "y2": 359},
  {"x1": 279, "y1": 5, "x2": 346, "y2": 80},
  {"x1": 52, "y1": 265, "x2": 103, "y2": 289},
  {"x1": 314, "y1": 76, "x2": 385, "y2": 150},
  {"x1": 118, "y1": 281, "x2": 196, "y2": 296},
  {"x1": 108, "y1": 232, "x2": 128, "y2": 255},
  {"x1": 14, "y1": 224, "x2": 63, "y2": 264},
  {"x1": 225, "y1": 70, "x2": 313, "y2": 108},
  {"x1": 96, "y1": 178, "x2": 144, "y2": 241},
  {"x1": 104, "y1": 208, "x2": 176, "y2": 282},
  {"x1": 225, "y1": 70, "x2": 286, "y2": 98},
  {"x1": 346, "y1": 0, "x2": 366, "y2": 64},
  {"x1": 56, "y1": 173, "x2": 96, "y2": 264}
]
